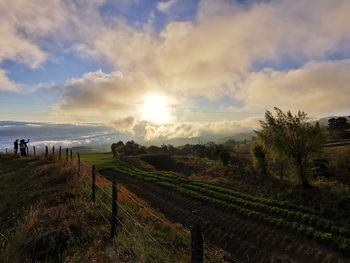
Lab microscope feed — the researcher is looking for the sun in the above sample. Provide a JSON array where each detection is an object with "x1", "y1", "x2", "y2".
[{"x1": 141, "y1": 95, "x2": 170, "y2": 123}]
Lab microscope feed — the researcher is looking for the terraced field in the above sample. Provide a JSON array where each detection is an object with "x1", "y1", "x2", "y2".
[{"x1": 82, "y1": 153, "x2": 350, "y2": 262}]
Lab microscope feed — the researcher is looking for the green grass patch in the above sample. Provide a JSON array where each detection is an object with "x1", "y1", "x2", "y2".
[
  {"x1": 79, "y1": 153, "x2": 350, "y2": 255},
  {"x1": 0, "y1": 155, "x2": 229, "y2": 262}
]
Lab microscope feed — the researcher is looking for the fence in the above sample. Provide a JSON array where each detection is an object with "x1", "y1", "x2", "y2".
[
  {"x1": 76, "y1": 156, "x2": 208, "y2": 263},
  {"x1": 0, "y1": 145, "x2": 239, "y2": 263}
]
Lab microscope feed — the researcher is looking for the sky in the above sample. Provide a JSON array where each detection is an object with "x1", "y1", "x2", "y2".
[{"x1": 0, "y1": 0, "x2": 350, "y2": 143}]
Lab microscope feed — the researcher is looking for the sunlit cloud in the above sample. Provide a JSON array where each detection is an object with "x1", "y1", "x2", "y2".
[
  {"x1": 1, "y1": 0, "x2": 350, "y2": 141},
  {"x1": 239, "y1": 60, "x2": 350, "y2": 116},
  {"x1": 110, "y1": 117, "x2": 260, "y2": 141}
]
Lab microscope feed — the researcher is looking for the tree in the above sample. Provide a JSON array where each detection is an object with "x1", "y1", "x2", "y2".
[
  {"x1": 328, "y1": 117, "x2": 350, "y2": 139},
  {"x1": 218, "y1": 150, "x2": 230, "y2": 166},
  {"x1": 256, "y1": 108, "x2": 324, "y2": 188},
  {"x1": 251, "y1": 143, "x2": 268, "y2": 177},
  {"x1": 147, "y1": 145, "x2": 161, "y2": 154},
  {"x1": 271, "y1": 158, "x2": 289, "y2": 181},
  {"x1": 111, "y1": 141, "x2": 125, "y2": 158},
  {"x1": 125, "y1": 140, "x2": 139, "y2": 155},
  {"x1": 111, "y1": 143, "x2": 117, "y2": 157}
]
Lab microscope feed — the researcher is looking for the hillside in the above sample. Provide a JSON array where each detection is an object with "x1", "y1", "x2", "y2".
[
  {"x1": 0, "y1": 155, "x2": 226, "y2": 263},
  {"x1": 81, "y1": 152, "x2": 350, "y2": 262}
]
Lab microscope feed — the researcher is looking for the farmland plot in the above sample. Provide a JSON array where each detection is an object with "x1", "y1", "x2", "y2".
[{"x1": 98, "y1": 161, "x2": 350, "y2": 263}]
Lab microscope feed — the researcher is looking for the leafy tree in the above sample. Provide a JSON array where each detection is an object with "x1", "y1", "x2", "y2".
[
  {"x1": 328, "y1": 117, "x2": 350, "y2": 139},
  {"x1": 251, "y1": 143, "x2": 268, "y2": 177},
  {"x1": 147, "y1": 145, "x2": 161, "y2": 154},
  {"x1": 111, "y1": 141, "x2": 125, "y2": 158},
  {"x1": 166, "y1": 144, "x2": 178, "y2": 155},
  {"x1": 192, "y1": 144, "x2": 206, "y2": 157},
  {"x1": 111, "y1": 143, "x2": 117, "y2": 157},
  {"x1": 271, "y1": 158, "x2": 289, "y2": 181},
  {"x1": 256, "y1": 108, "x2": 324, "y2": 188},
  {"x1": 125, "y1": 140, "x2": 139, "y2": 155},
  {"x1": 161, "y1": 144, "x2": 168, "y2": 153},
  {"x1": 218, "y1": 150, "x2": 230, "y2": 166}
]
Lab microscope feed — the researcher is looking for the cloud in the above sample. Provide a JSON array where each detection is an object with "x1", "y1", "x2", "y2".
[
  {"x1": 58, "y1": 69, "x2": 161, "y2": 122},
  {"x1": 56, "y1": 0, "x2": 350, "y2": 139},
  {"x1": 2, "y1": 0, "x2": 345, "y2": 139},
  {"x1": 111, "y1": 116, "x2": 135, "y2": 133},
  {"x1": 0, "y1": 24, "x2": 47, "y2": 69},
  {"x1": 0, "y1": 0, "x2": 104, "y2": 68},
  {"x1": 0, "y1": 70, "x2": 18, "y2": 91},
  {"x1": 157, "y1": 0, "x2": 178, "y2": 14},
  {"x1": 0, "y1": 120, "x2": 121, "y2": 149},
  {"x1": 239, "y1": 60, "x2": 350, "y2": 116},
  {"x1": 81, "y1": 0, "x2": 350, "y2": 101},
  {"x1": 0, "y1": 0, "x2": 67, "y2": 68},
  {"x1": 110, "y1": 117, "x2": 260, "y2": 141}
]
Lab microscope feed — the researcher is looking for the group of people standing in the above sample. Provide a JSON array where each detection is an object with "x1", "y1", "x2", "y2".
[{"x1": 14, "y1": 139, "x2": 30, "y2": 156}]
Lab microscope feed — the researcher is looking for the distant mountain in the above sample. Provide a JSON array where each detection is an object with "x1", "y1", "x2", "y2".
[
  {"x1": 144, "y1": 131, "x2": 256, "y2": 147},
  {"x1": 144, "y1": 137, "x2": 202, "y2": 147},
  {"x1": 216, "y1": 131, "x2": 256, "y2": 143}
]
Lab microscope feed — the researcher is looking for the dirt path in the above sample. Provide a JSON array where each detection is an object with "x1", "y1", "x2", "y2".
[{"x1": 101, "y1": 169, "x2": 347, "y2": 263}]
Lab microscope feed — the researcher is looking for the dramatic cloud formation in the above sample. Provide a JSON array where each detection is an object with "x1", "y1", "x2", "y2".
[
  {"x1": 0, "y1": 0, "x2": 108, "y2": 65},
  {"x1": 85, "y1": 0, "x2": 350, "y2": 98},
  {"x1": 1, "y1": 0, "x2": 350, "y2": 141},
  {"x1": 58, "y1": 70, "x2": 160, "y2": 122},
  {"x1": 111, "y1": 117, "x2": 260, "y2": 141},
  {"x1": 240, "y1": 60, "x2": 350, "y2": 116}
]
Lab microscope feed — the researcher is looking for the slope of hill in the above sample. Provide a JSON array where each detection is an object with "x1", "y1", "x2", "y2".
[
  {"x1": 0, "y1": 155, "x2": 226, "y2": 263},
  {"x1": 81, "y1": 152, "x2": 350, "y2": 262}
]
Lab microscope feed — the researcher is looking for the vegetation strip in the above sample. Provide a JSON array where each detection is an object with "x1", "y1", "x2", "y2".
[
  {"x1": 105, "y1": 164, "x2": 350, "y2": 255},
  {"x1": 109, "y1": 163, "x2": 350, "y2": 238}
]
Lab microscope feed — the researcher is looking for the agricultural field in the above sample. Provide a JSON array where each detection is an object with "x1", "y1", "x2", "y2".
[
  {"x1": 81, "y1": 152, "x2": 350, "y2": 262},
  {"x1": 0, "y1": 155, "x2": 226, "y2": 263}
]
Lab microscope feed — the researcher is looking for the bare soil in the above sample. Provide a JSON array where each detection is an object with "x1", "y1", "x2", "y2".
[{"x1": 100, "y1": 169, "x2": 348, "y2": 263}]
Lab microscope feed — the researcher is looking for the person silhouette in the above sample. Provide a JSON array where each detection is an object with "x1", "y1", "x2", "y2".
[
  {"x1": 14, "y1": 139, "x2": 19, "y2": 155},
  {"x1": 19, "y1": 139, "x2": 29, "y2": 157}
]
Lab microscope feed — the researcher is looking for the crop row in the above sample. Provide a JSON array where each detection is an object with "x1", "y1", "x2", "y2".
[
  {"x1": 153, "y1": 181, "x2": 350, "y2": 256},
  {"x1": 178, "y1": 183, "x2": 350, "y2": 239},
  {"x1": 111, "y1": 162, "x2": 350, "y2": 254},
  {"x1": 118, "y1": 161, "x2": 319, "y2": 215},
  {"x1": 191, "y1": 181, "x2": 318, "y2": 215},
  {"x1": 114, "y1": 162, "x2": 350, "y2": 237}
]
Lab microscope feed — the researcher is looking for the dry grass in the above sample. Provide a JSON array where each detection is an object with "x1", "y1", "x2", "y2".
[{"x1": 0, "y1": 155, "x2": 227, "y2": 263}]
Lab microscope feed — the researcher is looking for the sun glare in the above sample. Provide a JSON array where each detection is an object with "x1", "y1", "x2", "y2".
[{"x1": 141, "y1": 95, "x2": 169, "y2": 123}]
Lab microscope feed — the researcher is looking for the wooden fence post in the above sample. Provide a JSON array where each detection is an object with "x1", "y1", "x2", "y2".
[
  {"x1": 59, "y1": 146, "x2": 62, "y2": 161},
  {"x1": 111, "y1": 175, "x2": 117, "y2": 238},
  {"x1": 33, "y1": 146, "x2": 36, "y2": 157},
  {"x1": 77, "y1": 153, "x2": 81, "y2": 176},
  {"x1": 91, "y1": 165, "x2": 96, "y2": 203},
  {"x1": 70, "y1": 149, "x2": 73, "y2": 161},
  {"x1": 5, "y1": 148, "x2": 7, "y2": 155},
  {"x1": 65, "y1": 148, "x2": 68, "y2": 163},
  {"x1": 52, "y1": 146, "x2": 55, "y2": 157},
  {"x1": 45, "y1": 146, "x2": 48, "y2": 158},
  {"x1": 191, "y1": 224, "x2": 204, "y2": 263}
]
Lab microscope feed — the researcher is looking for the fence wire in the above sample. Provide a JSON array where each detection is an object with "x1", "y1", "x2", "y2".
[
  {"x1": 78, "y1": 159, "x2": 224, "y2": 261},
  {"x1": 0, "y1": 149, "x2": 238, "y2": 262}
]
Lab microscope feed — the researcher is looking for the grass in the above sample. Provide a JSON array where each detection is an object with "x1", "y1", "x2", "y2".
[
  {"x1": 0, "y1": 154, "x2": 229, "y2": 263},
  {"x1": 0, "y1": 156, "x2": 71, "y2": 246},
  {"x1": 79, "y1": 152, "x2": 117, "y2": 170},
  {"x1": 80, "y1": 152, "x2": 350, "y2": 255}
]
